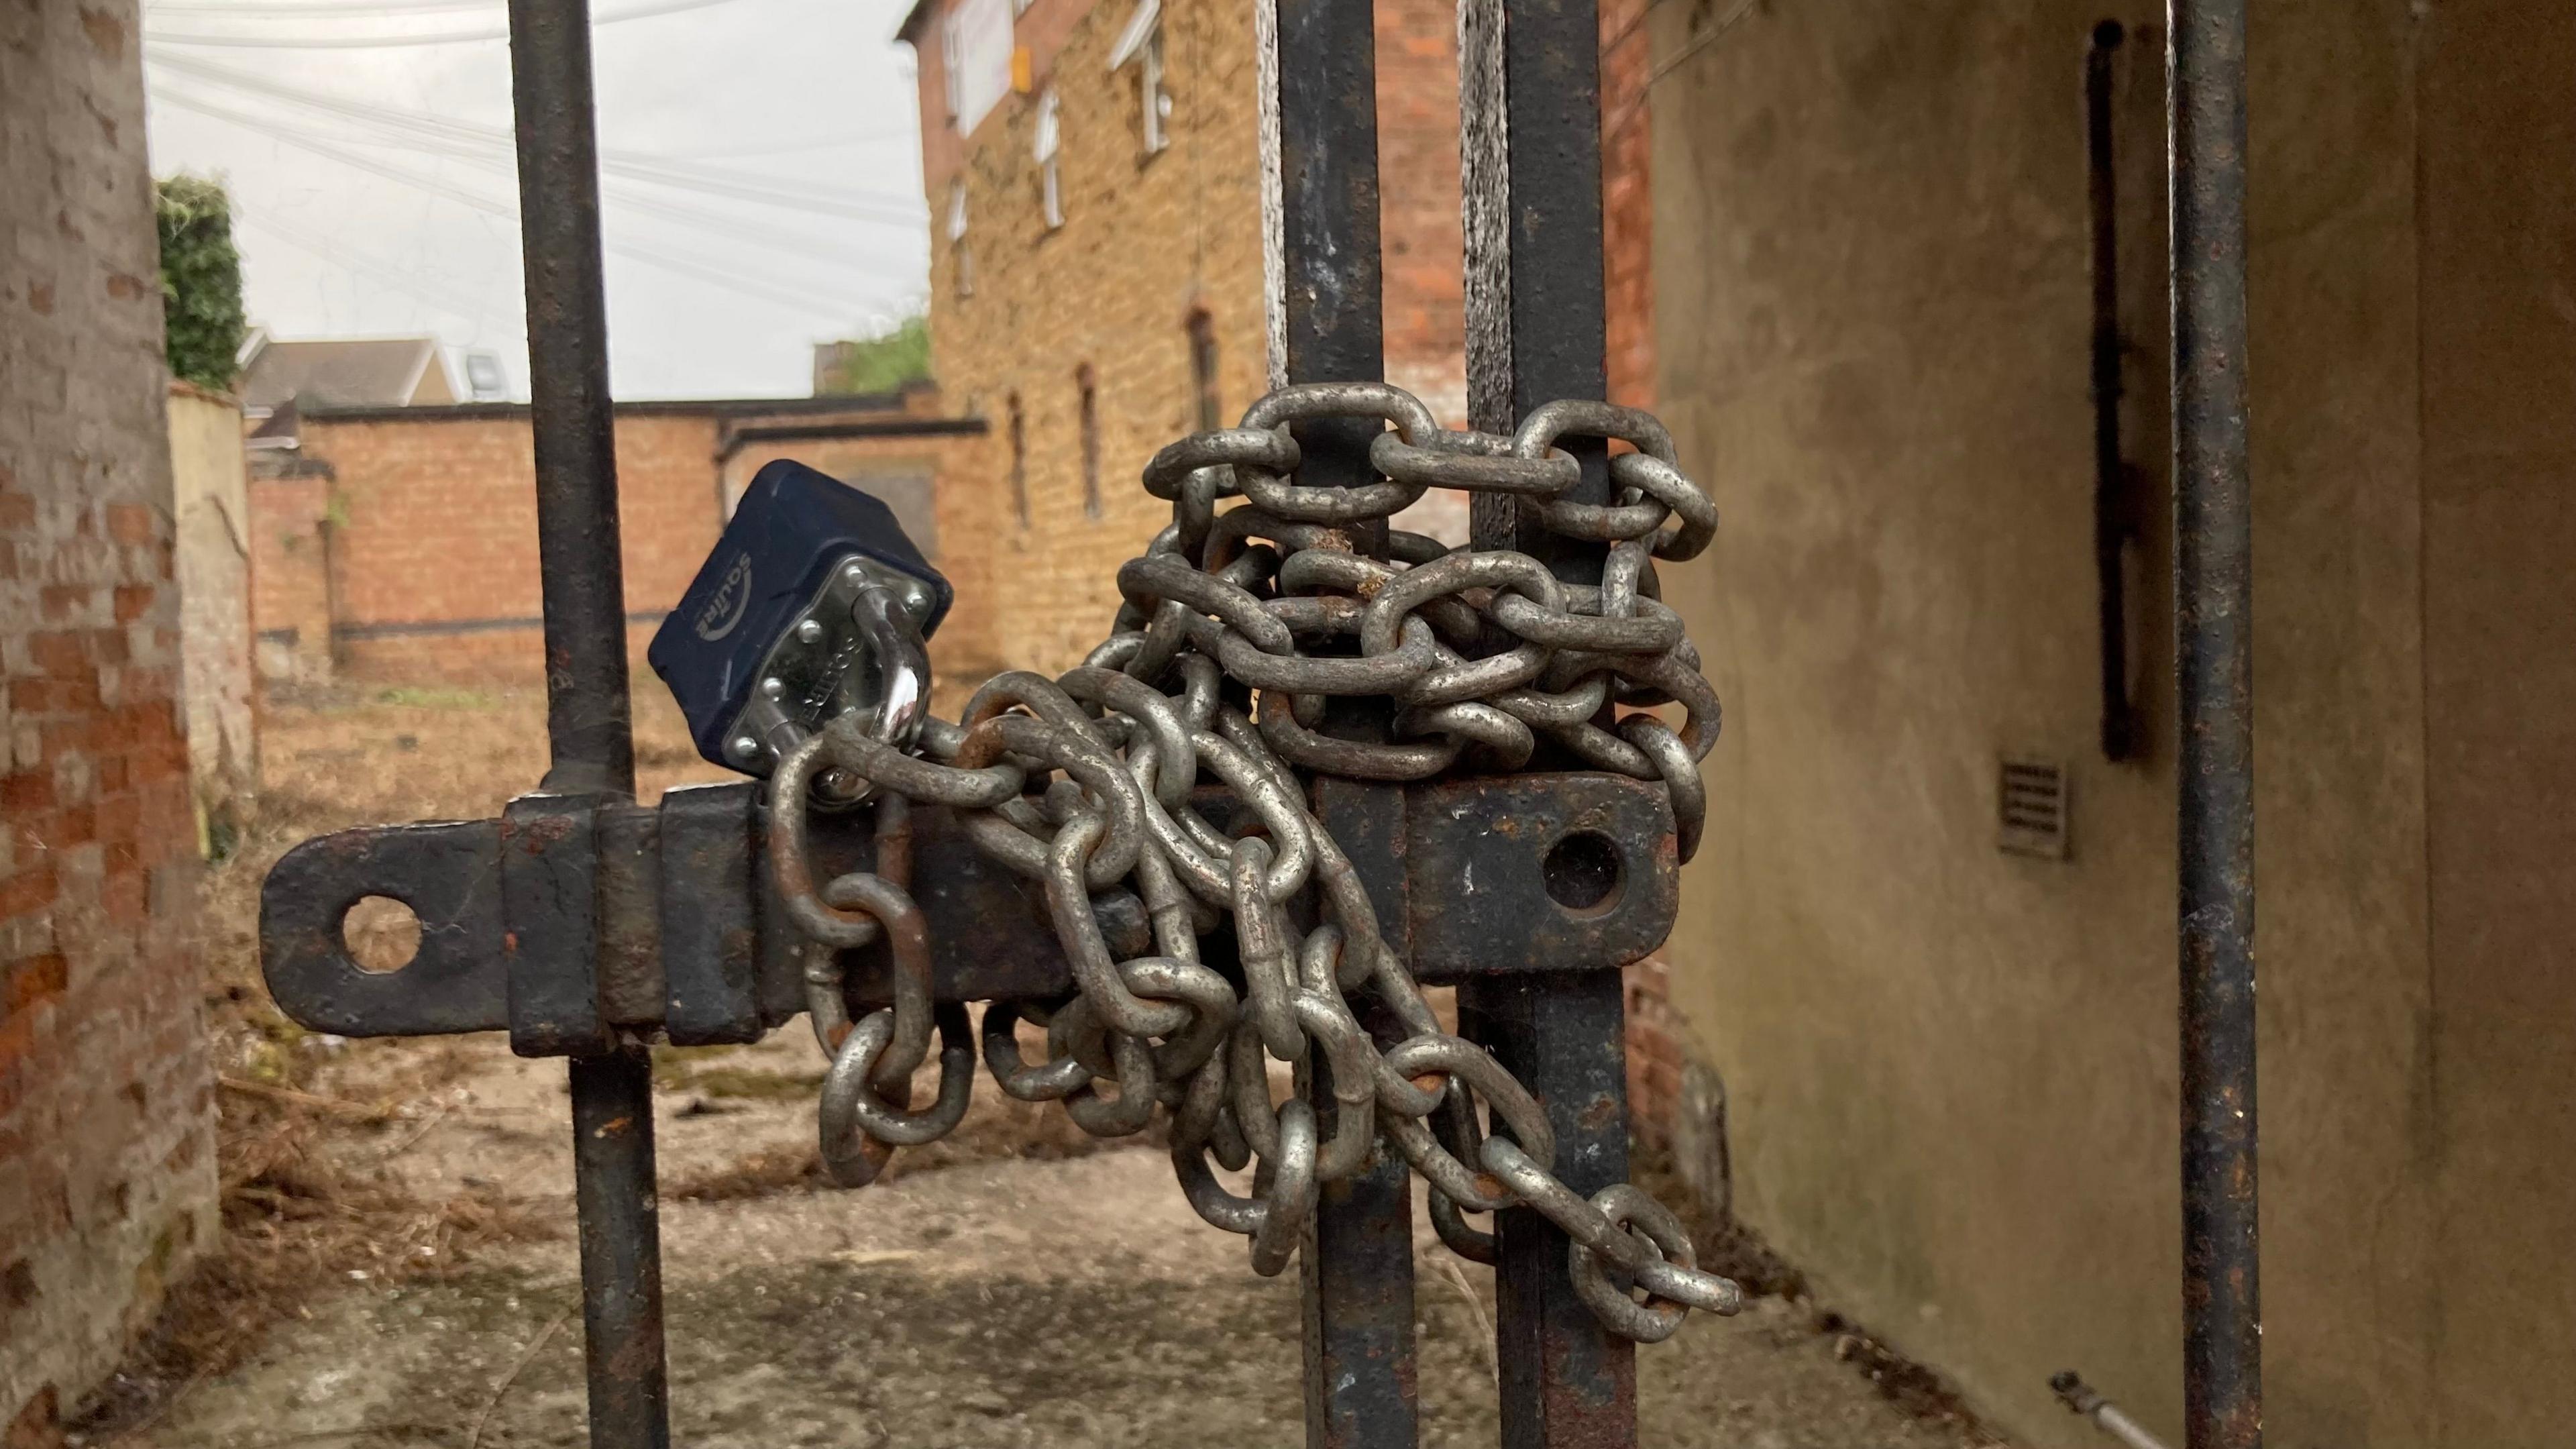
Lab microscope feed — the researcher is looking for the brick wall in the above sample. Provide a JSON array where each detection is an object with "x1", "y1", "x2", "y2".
[
  {"x1": 244, "y1": 460, "x2": 335, "y2": 684},
  {"x1": 1599, "y1": 0, "x2": 1653, "y2": 409},
  {"x1": 1, "y1": 1, "x2": 220, "y2": 1436},
  {"x1": 247, "y1": 399, "x2": 983, "y2": 687},
  {"x1": 1375, "y1": 0, "x2": 1468, "y2": 426}
]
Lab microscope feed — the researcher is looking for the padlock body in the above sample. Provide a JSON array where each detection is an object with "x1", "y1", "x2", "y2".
[{"x1": 650, "y1": 460, "x2": 951, "y2": 769}]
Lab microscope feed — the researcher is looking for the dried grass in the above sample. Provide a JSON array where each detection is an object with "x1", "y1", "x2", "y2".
[{"x1": 668, "y1": 1059, "x2": 1134, "y2": 1202}]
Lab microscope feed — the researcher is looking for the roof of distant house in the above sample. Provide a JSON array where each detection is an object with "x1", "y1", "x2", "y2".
[{"x1": 238, "y1": 333, "x2": 454, "y2": 411}]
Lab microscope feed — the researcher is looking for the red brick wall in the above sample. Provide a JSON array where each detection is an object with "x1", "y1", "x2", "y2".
[
  {"x1": 1377, "y1": 0, "x2": 1468, "y2": 425},
  {"x1": 246, "y1": 463, "x2": 335, "y2": 684},
  {"x1": 1624, "y1": 955, "x2": 1681, "y2": 1151},
  {"x1": 301, "y1": 412, "x2": 717, "y2": 682},
  {"x1": 1599, "y1": 0, "x2": 1653, "y2": 409},
  {"x1": 1, "y1": 1, "x2": 219, "y2": 1432},
  {"x1": 248, "y1": 407, "x2": 982, "y2": 686}
]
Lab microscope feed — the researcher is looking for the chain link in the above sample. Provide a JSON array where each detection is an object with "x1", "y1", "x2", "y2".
[{"x1": 771, "y1": 381, "x2": 1741, "y2": 1340}]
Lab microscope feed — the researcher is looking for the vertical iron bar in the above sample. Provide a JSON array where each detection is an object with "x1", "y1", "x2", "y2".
[
  {"x1": 2167, "y1": 3, "x2": 2260, "y2": 1448},
  {"x1": 567, "y1": 1049, "x2": 669, "y2": 1448},
  {"x1": 506, "y1": 5, "x2": 668, "y2": 1448},
  {"x1": 510, "y1": 0, "x2": 635, "y2": 798},
  {"x1": 2088, "y1": 20, "x2": 2139, "y2": 763},
  {"x1": 1268, "y1": 0, "x2": 1417, "y2": 1444},
  {"x1": 1459, "y1": 0, "x2": 1636, "y2": 1442}
]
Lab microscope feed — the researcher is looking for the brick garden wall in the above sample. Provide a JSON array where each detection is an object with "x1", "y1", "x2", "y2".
[
  {"x1": 0, "y1": 1, "x2": 220, "y2": 1436},
  {"x1": 248, "y1": 400, "x2": 983, "y2": 687},
  {"x1": 1599, "y1": 0, "x2": 1654, "y2": 409},
  {"x1": 1375, "y1": 0, "x2": 1469, "y2": 427}
]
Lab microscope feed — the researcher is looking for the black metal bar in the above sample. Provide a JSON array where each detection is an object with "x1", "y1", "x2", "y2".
[
  {"x1": 1273, "y1": 0, "x2": 1417, "y2": 1438},
  {"x1": 1459, "y1": 0, "x2": 1635, "y2": 1440},
  {"x1": 505, "y1": 3, "x2": 667, "y2": 1446},
  {"x1": 509, "y1": 0, "x2": 635, "y2": 799},
  {"x1": 258, "y1": 777, "x2": 1677, "y2": 1040},
  {"x1": 568, "y1": 1049, "x2": 670, "y2": 1449},
  {"x1": 1457, "y1": 973, "x2": 1633, "y2": 1448},
  {"x1": 2088, "y1": 19, "x2": 2140, "y2": 763},
  {"x1": 2167, "y1": 1, "x2": 2259, "y2": 1447}
]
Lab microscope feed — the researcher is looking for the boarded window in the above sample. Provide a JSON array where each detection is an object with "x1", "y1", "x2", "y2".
[
  {"x1": 1008, "y1": 391, "x2": 1029, "y2": 527},
  {"x1": 1187, "y1": 308, "x2": 1220, "y2": 431},
  {"x1": 1077, "y1": 364, "x2": 1101, "y2": 519},
  {"x1": 1034, "y1": 88, "x2": 1064, "y2": 229},
  {"x1": 945, "y1": 0, "x2": 1013, "y2": 134}
]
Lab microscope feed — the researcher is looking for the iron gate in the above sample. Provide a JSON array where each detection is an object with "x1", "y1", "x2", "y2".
[{"x1": 250, "y1": 1, "x2": 2261, "y2": 1447}]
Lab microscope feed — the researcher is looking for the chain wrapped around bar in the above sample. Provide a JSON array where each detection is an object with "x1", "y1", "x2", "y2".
[{"x1": 769, "y1": 381, "x2": 1739, "y2": 1341}]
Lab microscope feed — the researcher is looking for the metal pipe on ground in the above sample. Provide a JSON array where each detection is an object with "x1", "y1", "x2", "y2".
[
  {"x1": 504, "y1": 3, "x2": 669, "y2": 1446},
  {"x1": 2167, "y1": 2, "x2": 2260, "y2": 1448},
  {"x1": 2053, "y1": 1371, "x2": 2178, "y2": 1449}
]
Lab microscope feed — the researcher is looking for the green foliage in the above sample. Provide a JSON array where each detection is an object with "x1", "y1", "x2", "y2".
[
  {"x1": 817, "y1": 311, "x2": 931, "y2": 395},
  {"x1": 156, "y1": 174, "x2": 247, "y2": 392}
]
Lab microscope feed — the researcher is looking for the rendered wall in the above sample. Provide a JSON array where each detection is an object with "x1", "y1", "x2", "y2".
[
  {"x1": 168, "y1": 382, "x2": 258, "y2": 841},
  {"x1": 1647, "y1": 2, "x2": 2443, "y2": 1443},
  {"x1": 2416, "y1": 5, "x2": 2576, "y2": 1444}
]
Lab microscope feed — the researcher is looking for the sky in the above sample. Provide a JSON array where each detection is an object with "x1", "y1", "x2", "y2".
[{"x1": 140, "y1": 0, "x2": 934, "y2": 401}]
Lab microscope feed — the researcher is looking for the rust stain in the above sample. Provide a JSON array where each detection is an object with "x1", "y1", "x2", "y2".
[
  {"x1": 1578, "y1": 1093, "x2": 1620, "y2": 1134},
  {"x1": 594, "y1": 1114, "x2": 635, "y2": 1138},
  {"x1": 78, "y1": 6, "x2": 125, "y2": 58}
]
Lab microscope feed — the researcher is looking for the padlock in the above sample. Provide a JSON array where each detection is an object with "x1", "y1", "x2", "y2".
[{"x1": 649, "y1": 459, "x2": 951, "y2": 777}]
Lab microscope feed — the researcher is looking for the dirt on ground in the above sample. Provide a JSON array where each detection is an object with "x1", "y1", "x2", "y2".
[{"x1": 70, "y1": 684, "x2": 2006, "y2": 1449}]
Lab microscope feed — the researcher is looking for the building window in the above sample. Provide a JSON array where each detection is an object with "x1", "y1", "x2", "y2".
[
  {"x1": 1008, "y1": 391, "x2": 1029, "y2": 527},
  {"x1": 1077, "y1": 363, "x2": 1101, "y2": 519},
  {"x1": 947, "y1": 180, "x2": 973, "y2": 298},
  {"x1": 941, "y1": 15, "x2": 964, "y2": 119},
  {"x1": 1136, "y1": 30, "x2": 1169, "y2": 156},
  {"x1": 1187, "y1": 308, "x2": 1220, "y2": 430},
  {"x1": 1034, "y1": 88, "x2": 1064, "y2": 229},
  {"x1": 1108, "y1": 3, "x2": 1169, "y2": 160}
]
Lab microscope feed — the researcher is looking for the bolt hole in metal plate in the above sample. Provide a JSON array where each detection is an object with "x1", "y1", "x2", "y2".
[
  {"x1": 1542, "y1": 830, "x2": 1624, "y2": 914},
  {"x1": 342, "y1": 894, "x2": 422, "y2": 973}
]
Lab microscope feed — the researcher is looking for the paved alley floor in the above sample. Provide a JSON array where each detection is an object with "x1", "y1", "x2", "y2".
[{"x1": 143, "y1": 1032, "x2": 1996, "y2": 1449}]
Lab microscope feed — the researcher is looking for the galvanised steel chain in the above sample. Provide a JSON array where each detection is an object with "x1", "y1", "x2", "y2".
[{"x1": 769, "y1": 380, "x2": 1740, "y2": 1342}]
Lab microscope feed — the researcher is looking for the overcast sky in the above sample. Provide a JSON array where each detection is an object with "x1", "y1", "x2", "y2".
[{"x1": 140, "y1": 0, "x2": 932, "y2": 401}]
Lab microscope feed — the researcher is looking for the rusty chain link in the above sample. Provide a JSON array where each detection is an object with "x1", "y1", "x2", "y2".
[{"x1": 770, "y1": 380, "x2": 1741, "y2": 1341}]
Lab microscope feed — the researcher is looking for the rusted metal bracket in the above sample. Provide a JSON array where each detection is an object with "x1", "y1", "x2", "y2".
[{"x1": 259, "y1": 772, "x2": 1677, "y2": 1052}]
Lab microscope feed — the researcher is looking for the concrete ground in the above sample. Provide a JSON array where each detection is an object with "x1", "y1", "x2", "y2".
[{"x1": 140, "y1": 1030, "x2": 1996, "y2": 1449}]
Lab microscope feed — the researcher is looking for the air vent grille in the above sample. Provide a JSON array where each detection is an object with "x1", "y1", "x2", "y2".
[{"x1": 1998, "y1": 758, "x2": 2070, "y2": 859}]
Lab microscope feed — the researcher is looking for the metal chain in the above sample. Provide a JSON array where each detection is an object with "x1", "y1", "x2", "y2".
[{"x1": 769, "y1": 380, "x2": 1741, "y2": 1342}]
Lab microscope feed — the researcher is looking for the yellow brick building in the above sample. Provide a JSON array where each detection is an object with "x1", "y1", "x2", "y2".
[
  {"x1": 897, "y1": 0, "x2": 1475, "y2": 676},
  {"x1": 899, "y1": 0, "x2": 1273, "y2": 676}
]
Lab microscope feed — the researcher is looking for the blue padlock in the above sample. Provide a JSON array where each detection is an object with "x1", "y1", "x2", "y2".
[{"x1": 650, "y1": 460, "x2": 951, "y2": 775}]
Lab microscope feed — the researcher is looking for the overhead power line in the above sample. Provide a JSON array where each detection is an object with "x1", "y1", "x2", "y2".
[
  {"x1": 146, "y1": 0, "x2": 735, "y2": 48},
  {"x1": 144, "y1": 48, "x2": 927, "y2": 224},
  {"x1": 147, "y1": 70, "x2": 927, "y2": 279},
  {"x1": 232, "y1": 199, "x2": 517, "y2": 331},
  {"x1": 155, "y1": 86, "x2": 888, "y2": 319}
]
